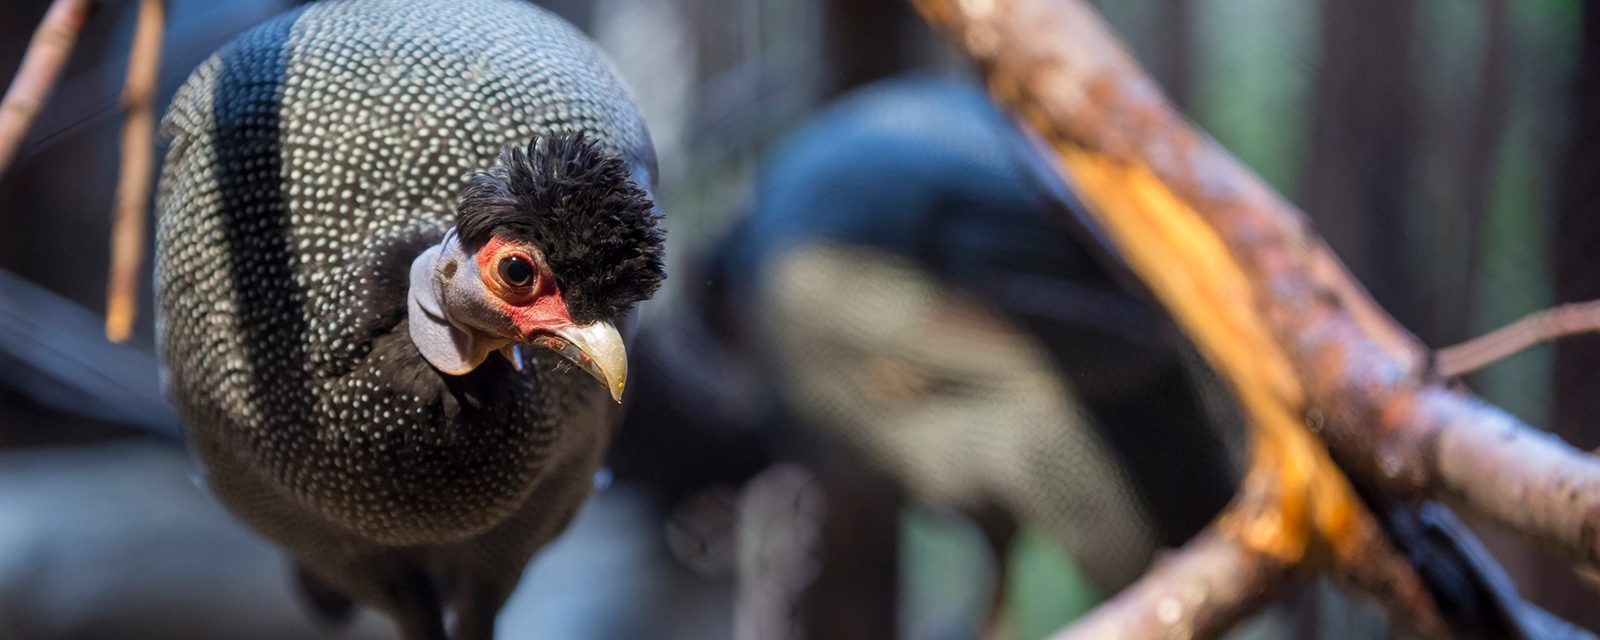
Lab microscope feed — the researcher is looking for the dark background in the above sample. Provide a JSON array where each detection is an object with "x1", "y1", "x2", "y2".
[{"x1": 0, "y1": 0, "x2": 1594, "y2": 637}]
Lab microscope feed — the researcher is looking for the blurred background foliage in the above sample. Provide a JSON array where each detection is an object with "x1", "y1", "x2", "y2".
[{"x1": 0, "y1": 0, "x2": 1595, "y2": 637}]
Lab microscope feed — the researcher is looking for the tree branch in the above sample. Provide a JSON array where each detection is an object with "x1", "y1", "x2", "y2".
[
  {"x1": 1052, "y1": 454, "x2": 1451, "y2": 639},
  {"x1": 1049, "y1": 527, "x2": 1293, "y2": 640},
  {"x1": 1436, "y1": 299, "x2": 1600, "y2": 378},
  {"x1": 909, "y1": 0, "x2": 1600, "y2": 635},
  {"x1": 0, "y1": 0, "x2": 94, "y2": 177},
  {"x1": 105, "y1": 0, "x2": 165, "y2": 342}
]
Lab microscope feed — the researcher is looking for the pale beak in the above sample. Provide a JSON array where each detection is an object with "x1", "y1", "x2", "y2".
[{"x1": 534, "y1": 321, "x2": 628, "y2": 403}]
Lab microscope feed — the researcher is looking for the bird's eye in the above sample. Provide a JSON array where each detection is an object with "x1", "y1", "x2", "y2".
[{"x1": 498, "y1": 255, "x2": 536, "y2": 289}]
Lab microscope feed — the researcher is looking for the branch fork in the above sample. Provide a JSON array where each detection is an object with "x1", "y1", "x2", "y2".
[{"x1": 911, "y1": 0, "x2": 1600, "y2": 636}]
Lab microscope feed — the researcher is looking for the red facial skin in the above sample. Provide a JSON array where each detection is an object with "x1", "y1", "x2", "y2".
[{"x1": 475, "y1": 236, "x2": 577, "y2": 340}]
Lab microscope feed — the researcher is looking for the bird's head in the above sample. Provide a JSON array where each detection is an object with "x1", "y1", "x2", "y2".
[{"x1": 407, "y1": 133, "x2": 665, "y2": 402}]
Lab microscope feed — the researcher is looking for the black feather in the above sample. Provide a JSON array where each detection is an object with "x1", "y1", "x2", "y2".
[{"x1": 456, "y1": 132, "x2": 666, "y2": 324}]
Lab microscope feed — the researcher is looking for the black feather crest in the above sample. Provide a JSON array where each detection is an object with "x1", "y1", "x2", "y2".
[{"x1": 456, "y1": 132, "x2": 666, "y2": 323}]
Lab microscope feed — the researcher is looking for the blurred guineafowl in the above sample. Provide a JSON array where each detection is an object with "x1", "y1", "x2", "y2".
[
  {"x1": 154, "y1": 1, "x2": 664, "y2": 638},
  {"x1": 718, "y1": 75, "x2": 1246, "y2": 613}
]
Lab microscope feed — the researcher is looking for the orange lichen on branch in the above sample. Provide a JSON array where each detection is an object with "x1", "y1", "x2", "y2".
[
  {"x1": 1060, "y1": 147, "x2": 1359, "y2": 564},
  {"x1": 1057, "y1": 142, "x2": 1455, "y2": 632}
]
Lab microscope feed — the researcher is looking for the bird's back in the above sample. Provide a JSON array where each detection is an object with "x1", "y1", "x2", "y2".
[{"x1": 156, "y1": 0, "x2": 650, "y2": 544}]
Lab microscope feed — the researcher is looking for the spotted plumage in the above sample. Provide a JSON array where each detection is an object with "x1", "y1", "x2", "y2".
[{"x1": 154, "y1": 1, "x2": 662, "y2": 638}]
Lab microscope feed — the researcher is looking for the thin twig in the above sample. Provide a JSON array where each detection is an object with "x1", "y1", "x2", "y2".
[
  {"x1": 0, "y1": 0, "x2": 95, "y2": 177},
  {"x1": 105, "y1": 0, "x2": 165, "y2": 342},
  {"x1": 1436, "y1": 299, "x2": 1600, "y2": 378}
]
